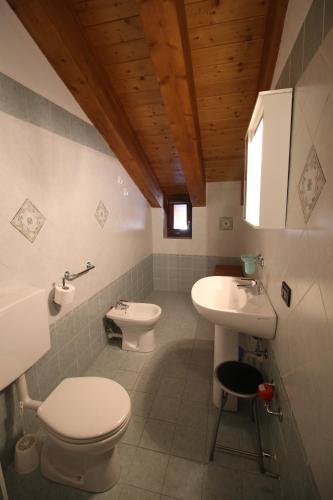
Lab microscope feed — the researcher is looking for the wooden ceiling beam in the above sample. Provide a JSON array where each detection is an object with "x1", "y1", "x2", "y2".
[
  {"x1": 257, "y1": 0, "x2": 289, "y2": 91},
  {"x1": 137, "y1": 0, "x2": 206, "y2": 206},
  {"x1": 8, "y1": 0, "x2": 164, "y2": 208}
]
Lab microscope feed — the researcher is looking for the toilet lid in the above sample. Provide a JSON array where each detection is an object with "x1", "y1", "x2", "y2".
[{"x1": 37, "y1": 377, "x2": 131, "y2": 441}]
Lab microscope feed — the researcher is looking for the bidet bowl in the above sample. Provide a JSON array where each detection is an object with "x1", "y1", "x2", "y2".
[
  {"x1": 106, "y1": 302, "x2": 162, "y2": 352},
  {"x1": 106, "y1": 302, "x2": 161, "y2": 327}
]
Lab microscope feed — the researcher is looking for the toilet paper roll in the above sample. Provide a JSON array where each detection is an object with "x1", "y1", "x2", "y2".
[{"x1": 54, "y1": 283, "x2": 75, "y2": 306}]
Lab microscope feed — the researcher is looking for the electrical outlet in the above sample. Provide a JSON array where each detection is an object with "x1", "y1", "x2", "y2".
[{"x1": 281, "y1": 281, "x2": 291, "y2": 307}]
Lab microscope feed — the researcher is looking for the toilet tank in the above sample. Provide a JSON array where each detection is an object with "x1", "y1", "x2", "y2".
[{"x1": 0, "y1": 286, "x2": 50, "y2": 391}]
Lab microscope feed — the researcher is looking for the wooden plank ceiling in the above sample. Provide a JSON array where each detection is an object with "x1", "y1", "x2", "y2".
[{"x1": 8, "y1": 0, "x2": 287, "y2": 206}]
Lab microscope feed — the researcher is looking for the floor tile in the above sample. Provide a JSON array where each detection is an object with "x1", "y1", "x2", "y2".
[
  {"x1": 189, "y1": 362, "x2": 213, "y2": 381},
  {"x1": 183, "y1": 377, "x2": 211, "y2": 403},
  {"x1": 118, "y1": 352, "x2": 149, "y2": 372},
  {"x1": 93, "y1": 346, "x2": 127, "y2": 371},
  {"x1": 111, "y1": 369, "x2": 138, "y2": 391},
  {"x1": 134, "y1": 369, "x2": 162, "y2": 395},
  {"x1": 140, "y1": 419, "x2": 175, "y2": 453},
  {"x1": 177, "y1": 399, "x2": 209, "y2": 429},
  {"x1": 118, "y1": 443, "x2": 137, "y2": 480},
  {"x1": 126, "y1": 448, "x2": 169, "y2": 493},
  {"x1": 242, "y1": 471, "x2": 277, "y2": 500},
  {"x1": 190, "y1": 348, "x2": 213, "y2": 368},
  {"x1": 150, "y1": 396, "x2": 181, "y2": 423},
  {"x1": 118, "y1": 484, "x2": 160, "y2": 500},
  {"x1": 171, "y1": 424, "x2": 207, "y2": 462},
  {"x1": 160, "y1": 359, "x2": 191, "y2": 380},
  {"x1": 99, "y1": 481, "x2": 123, "y2": 499},
  {"x1": 122, "y1": 415, "x2": 146, "y2": 445},
  {"x1": 211, "y1": 449, "x2": 261, "y2": 475},
  {"x1": 163, "y1": 456, "x2": 204, "y2": 500},
  {"x1": 3, "y1": 292, "x2": 281, "y2": 500},
  {"x1": 239, "y1": 418, "x2": 259, "y2": 453},
  {"x1": 202, "y1": 464, "x2": 243, "y2": 500},
  {"x1": 157, "y1": 376, "x2": 186, "y2": 399},
  {"x1": 208, "y1": 409, "x2": 243, "y2": 450},
  {"x1": 131, "y1": 391, "x2": 155, "y2": 417}
]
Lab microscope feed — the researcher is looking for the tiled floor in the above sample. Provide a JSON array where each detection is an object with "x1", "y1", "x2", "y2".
[{"x1": 5, "y1": 291, "x2": 279, "y2": 500}]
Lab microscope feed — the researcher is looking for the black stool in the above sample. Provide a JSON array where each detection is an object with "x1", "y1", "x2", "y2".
[{"x1": 209, "y1": 361, "x2": 266, "y2": 473}]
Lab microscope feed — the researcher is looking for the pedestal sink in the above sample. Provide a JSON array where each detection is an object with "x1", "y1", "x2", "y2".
[{"x1": 191, "y1": 276, "x2": 277, "y2": 407}]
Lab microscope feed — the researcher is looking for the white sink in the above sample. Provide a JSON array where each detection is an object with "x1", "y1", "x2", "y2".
[
  {"x1": 191, "y1": 276, "x2": 277, "y2": 407},
  {"x1": 191, "y1": 276, "x2": 276, "y2": 339}
]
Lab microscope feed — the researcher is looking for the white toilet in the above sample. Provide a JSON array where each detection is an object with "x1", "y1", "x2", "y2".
[
  {"x1": 106, "y1": 301, "x2": 162, "y2": 352},
  {"x1": 0, "y1": 286, "x2": 131, "y2": 493}
]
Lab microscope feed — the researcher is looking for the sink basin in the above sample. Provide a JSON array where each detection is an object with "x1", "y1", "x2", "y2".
[
  {"x1": 192, "y1": 276, "x2": 276, "y2": 411},
  {"x1": 192, "y1": 276, "x2": 277, "y2": 408},
  {"x1": 191, "y1": 276, "x2": 276, "y2": 339}
]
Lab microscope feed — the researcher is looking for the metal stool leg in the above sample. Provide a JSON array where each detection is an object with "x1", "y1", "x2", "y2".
[
  {"x1": 209, "y1": 390, "x2": 228, "y2": 461},
  {"x1": 253, "y1": 397, "x2": 265, "y2": 473},
  {"x1": 250, "y1": 398, "x2": 255, "y2": 422}
]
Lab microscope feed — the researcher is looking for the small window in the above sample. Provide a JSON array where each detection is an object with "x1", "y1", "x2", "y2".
[{"x1": 165, "y1": 195, "x2": 192, "y2": 238}]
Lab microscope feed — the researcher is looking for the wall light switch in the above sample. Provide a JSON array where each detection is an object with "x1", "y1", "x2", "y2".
[{"x1": 281, "y1": 281, "x2": 291, "y2": 307}]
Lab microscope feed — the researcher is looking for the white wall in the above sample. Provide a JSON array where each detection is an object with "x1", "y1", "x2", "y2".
[
  {"x1": 244, "y1": 26, "x2": 333, "y2": 500},
  {"x1": 0, "y1": 0, "x2": 88, "y2": 122},
  {"x1": 0, "y1": 0, "x2": 152, "y2": 323},
  {"x1": 152, "y1": 181, "x2": 248, "y2": 257},
  {"x1": 271, "y1": 0, "x2": 312, "y2": 88},
  {"x1": 0, "y1": 110, "x2": 152, "y2": 322}
]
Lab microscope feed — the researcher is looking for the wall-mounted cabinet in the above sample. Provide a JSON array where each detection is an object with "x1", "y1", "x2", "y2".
[{"x1": 244, "y1": 89, "x2": 293, "y2": 229}]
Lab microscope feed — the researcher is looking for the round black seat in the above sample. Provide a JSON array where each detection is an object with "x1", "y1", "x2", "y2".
[
  {"x1": 215, "y1": 361, "x2": 263, "y2": 398},
  {"x1": 210, "y1": 360, "x2": 265, "y2": 469}
]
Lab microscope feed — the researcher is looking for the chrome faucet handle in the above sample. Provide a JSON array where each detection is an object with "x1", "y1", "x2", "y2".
[
  {"x1": 115, "y1": 300, "x2": 130, "y2": 310},
  {"x1": 236, "y1": 279, "x2": 256, "y2": 288}
]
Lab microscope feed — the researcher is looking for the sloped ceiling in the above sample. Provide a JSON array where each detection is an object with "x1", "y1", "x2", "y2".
[{"x1": 7, "y1": 0, "x2": 288, "y2": 206}]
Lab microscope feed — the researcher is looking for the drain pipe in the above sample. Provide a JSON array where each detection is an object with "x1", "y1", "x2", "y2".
[{"x1": 16, "y1": 374, "x2": 41, "y2": 411}]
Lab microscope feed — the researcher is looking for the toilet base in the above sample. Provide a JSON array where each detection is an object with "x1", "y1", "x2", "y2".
[
  {"x1": 40, "y1": 437, "x2": 120, "y2": 493},
  {"x1": 122, "y1": 328, "x2": 155, "y2": 352}
]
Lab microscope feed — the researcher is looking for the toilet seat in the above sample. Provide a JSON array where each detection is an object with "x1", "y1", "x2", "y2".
[
  {"x1": 37, "y1": 377, "x2": 131, "y2": 444},
  {"x1": 42, "y1": 412, "x2": 131, "y2": 446}
]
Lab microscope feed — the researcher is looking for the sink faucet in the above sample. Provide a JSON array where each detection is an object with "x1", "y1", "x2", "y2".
[
  {"x1": 255, "y1": 280, "x2": 263, "y2": 295},
  {"x1": 115, "y1": 300, "x2": 129, "y2": 311},
  {"x1": 236, "y1": 279, "x2": 263, "y2": 295}
]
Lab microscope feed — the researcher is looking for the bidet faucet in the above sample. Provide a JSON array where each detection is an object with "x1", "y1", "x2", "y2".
[{"x1": 115, "y1": 300, "x2": 129, "y2": 311}]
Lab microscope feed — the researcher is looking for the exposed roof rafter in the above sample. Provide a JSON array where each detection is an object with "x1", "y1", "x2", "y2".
[
  {"x1": 137, "y1": 0, "x2": 206, "y2": 206},
  {"x1": 257, "y1": 0, "x2": 289, "y2": 91}
]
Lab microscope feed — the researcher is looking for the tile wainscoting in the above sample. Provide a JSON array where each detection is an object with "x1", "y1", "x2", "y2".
[
  {"x1": 256, "y1": 2, "x2": 333, "y2": 497},
  {"x1": 153, "y1": 253, "x2": 242, "y2": 292},
  {"x1": 0, "y1": 72, "x2": 112, "y2": 156},
  {"x1": 0, "y1": 255, "x2": 153, "y2": 467},
  {"x1": 249, "y1": 338, "x2": 321, "y2": 500}
]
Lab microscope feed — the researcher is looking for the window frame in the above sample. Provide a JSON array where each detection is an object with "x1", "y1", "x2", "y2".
[{"x1": 165, "y1": 194, "x2": 192, "y2": 239}]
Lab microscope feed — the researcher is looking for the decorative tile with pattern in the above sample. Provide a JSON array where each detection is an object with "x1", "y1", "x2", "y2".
[
  {"x1": 10, "y1": 198, "x2": 46, "y2": 243},
  {"x1": 219, "y1": 216, "x2": 233, "y2": 231},
  {"x1": 298, "y1": 146, "x2": 326, "y2": 223},
  {"x1": 95, "y1": 200, "x2": 109, "y2": 228}
]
